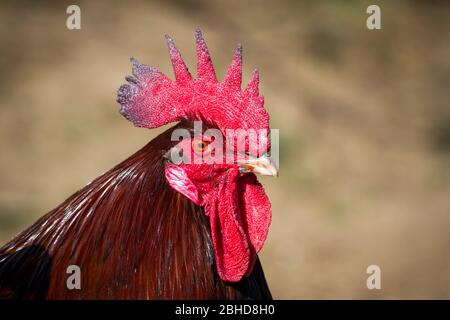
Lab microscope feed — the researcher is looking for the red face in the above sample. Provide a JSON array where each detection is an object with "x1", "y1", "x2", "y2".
[{"x1": 164, "y1": 128, "x2": 277, "y2": 282}]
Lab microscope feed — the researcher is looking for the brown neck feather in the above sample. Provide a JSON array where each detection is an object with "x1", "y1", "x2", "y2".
[{"x1": 0, "y1": 123, "x2": 271, "y2": 300}]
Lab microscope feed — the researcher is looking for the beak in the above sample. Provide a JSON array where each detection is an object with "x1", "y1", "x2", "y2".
[{"x1": 238, "y1": 153, "x2": 278, "y2": 177}]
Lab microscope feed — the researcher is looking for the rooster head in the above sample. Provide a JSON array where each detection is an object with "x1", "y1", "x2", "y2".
[{"x1": 117, "y1": 28, "x2": 277, "y2": 282}]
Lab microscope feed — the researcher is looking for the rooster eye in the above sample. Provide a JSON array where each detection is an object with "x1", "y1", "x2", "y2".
[{"x1": 192, "y1": 139, "x2": 209, "y2": 153}]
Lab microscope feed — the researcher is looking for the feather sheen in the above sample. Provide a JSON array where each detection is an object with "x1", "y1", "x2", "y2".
[{"x1": 0, "y1": 122, "x2": 271, "y2": 300}]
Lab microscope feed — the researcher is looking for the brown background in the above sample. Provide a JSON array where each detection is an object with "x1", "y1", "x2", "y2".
[{"x1": 0, "y1": 0, "x2": 449, "y2": 299}]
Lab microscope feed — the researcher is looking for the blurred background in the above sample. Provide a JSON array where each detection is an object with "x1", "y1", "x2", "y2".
[{"x1": 0, "y1": 0, "x2": 449, "y2": 299}]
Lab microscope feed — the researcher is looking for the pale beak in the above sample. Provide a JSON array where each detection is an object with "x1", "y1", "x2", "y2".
[{"x1": 238, "y1": 153, "x2": 278, "y2": 177}]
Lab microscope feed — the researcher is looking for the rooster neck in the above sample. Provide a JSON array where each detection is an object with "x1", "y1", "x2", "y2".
[{"x1": 0, "y1": 123, "x2": 271, "y2": 300}]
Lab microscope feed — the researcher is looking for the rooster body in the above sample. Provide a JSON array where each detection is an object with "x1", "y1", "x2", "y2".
[
  {"x1": 0, "y1": 29, "x2": 275, "y2": 299},
  {"x1": 0, "y1": 123, "x2": 271, "y2": 299}
]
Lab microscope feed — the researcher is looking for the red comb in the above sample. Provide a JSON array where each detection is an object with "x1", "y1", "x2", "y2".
[{"x1": 117, "y1": 28, "x2": 270, "y2": 156}]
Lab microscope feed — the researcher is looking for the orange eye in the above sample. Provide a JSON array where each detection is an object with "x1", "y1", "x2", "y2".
[{"x1": 192, "y1": 139, "x2": 209, "y2": 153}]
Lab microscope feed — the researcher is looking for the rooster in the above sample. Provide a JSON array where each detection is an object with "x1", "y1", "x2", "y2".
[{"x1": 0, "y1": 28, "x2": 277, "y2": 299}]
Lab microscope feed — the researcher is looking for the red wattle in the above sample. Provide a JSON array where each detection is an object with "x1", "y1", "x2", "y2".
[
  {"x1": 237, "y1": 173, "x2": 271, "y2": 254},
  {"x1": 205, "y1": 169, "x2": 271, "y2": 282},
  {"x1": 165, "y1": 163, "x2": 272, "y2": 282}
]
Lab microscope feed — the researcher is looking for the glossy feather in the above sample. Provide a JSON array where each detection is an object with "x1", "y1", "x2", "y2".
[{"x1": 0, "y1": 122, "x2": 271, "y2": 299}]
